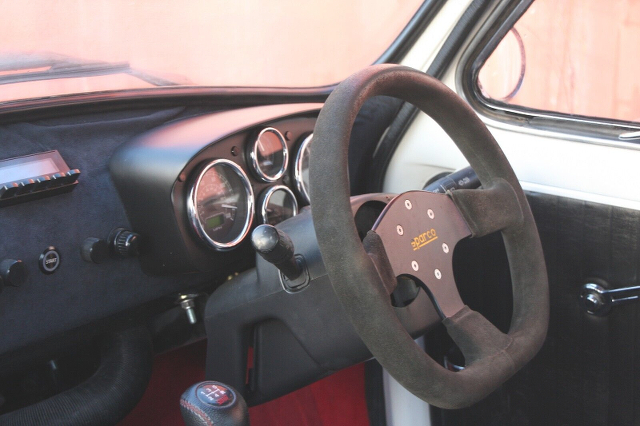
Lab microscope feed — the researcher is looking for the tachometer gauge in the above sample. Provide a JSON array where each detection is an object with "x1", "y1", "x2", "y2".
[
  {"x1": 259, "y1": 185, "x2": 298, "y2": 225},
  {"x1": 294, "y1": 133, "x2": 313, "y2": 204},
  {"x1": 248, "y1": 127, "x2": 288, "y2": 182},
  {"x1": 187, "y1": 159, "x2": 254, "y2": 250}
]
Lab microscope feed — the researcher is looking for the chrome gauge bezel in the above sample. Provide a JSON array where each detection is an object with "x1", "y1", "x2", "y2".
[
  {"x1": 187, "y1": 159, "x2": 255, "y2": 251},
  {"x1": 294, "y1": 133, "x2": 313, "y2": 204},
  {"x1": 259, "y1": 185, "x2": 299, "y2": 224},
  {"x1": 249, "y1": 127, "x2": 289, "y2": 182}
]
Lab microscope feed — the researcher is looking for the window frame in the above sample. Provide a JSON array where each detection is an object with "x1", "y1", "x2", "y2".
[{"x1": 457, "y1": 0, "x2": 640, "y2": 143}]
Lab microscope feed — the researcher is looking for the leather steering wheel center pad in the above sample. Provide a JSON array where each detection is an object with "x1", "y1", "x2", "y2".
[{"x1": 370, "y1": 190, "x2": 471, "y2": 318}]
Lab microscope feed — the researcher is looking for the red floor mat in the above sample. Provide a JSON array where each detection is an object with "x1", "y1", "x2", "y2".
[{"x1": 119, "y1": 341, "x2": 370, "y2": 426}]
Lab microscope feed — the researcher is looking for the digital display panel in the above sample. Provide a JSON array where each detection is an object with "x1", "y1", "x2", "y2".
[
  {"x1": 206, "y1": 214, "x2": 225, "y2": 229},
  {"x1": 0, "y1": 158, "x2": 59, "y2": 184}
]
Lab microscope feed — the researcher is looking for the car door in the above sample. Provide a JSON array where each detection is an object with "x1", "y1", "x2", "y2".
[{"x1": 380, "y1": 0, "x2": 640, "y2": 424}]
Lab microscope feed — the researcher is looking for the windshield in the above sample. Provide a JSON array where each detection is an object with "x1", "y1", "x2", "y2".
[{"x1": 0, "y1": 0, "x2": 424, "y2": 105}]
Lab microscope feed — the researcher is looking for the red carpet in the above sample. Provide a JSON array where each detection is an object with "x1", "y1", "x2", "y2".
[{"x1": 119, "y1": 340, "x2": 369, "y2": 426}]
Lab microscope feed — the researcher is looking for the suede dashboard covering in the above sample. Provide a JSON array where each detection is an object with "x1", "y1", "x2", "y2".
[{"x1": 0, "y1": 107, "x2": 216, "y2": 357}]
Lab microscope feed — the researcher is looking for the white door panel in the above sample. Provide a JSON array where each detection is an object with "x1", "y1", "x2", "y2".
[
  {"x1": 385, "y1": 67, "x2": 640, "y2": 211},
  {"x1": 383, "y1": 112, "x2": 468, "y2": 194}
]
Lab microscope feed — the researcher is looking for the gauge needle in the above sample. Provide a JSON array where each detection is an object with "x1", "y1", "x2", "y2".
[{"x1": 221, "y1": 204, "x2": 238, "y2": 209}]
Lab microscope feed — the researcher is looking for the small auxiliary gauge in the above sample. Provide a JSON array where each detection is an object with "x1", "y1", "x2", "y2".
[
  {"x1": 187, "y1": 159, "x2": 255, "y2": 251},
  {"x1": 248, "y1": 127, "x2": 288, "y2": 182},
  {"x1": 293, "y1": 133, "x2": 313, "y2": 204},
  {"x1": 259, "y1": 185, "x2": 298, "y2": 225}
]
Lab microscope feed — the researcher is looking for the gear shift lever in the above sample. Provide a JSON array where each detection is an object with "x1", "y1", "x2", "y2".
[
  {"x1": 251, "y1": 224, "x2": 302, "y2": 280},
  {"x1": 251, "y1": 224, "x2": 310, "y2": 292},
  {"x1": 180, "y1": 381, "x2": 249, "y2": 426}
]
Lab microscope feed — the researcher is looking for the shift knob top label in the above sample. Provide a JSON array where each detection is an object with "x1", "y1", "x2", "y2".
[{"x1": 196, "y1": 382, "x2": 235, "y2": 407}]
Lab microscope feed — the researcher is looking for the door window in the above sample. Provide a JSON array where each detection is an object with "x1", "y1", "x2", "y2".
[{"x1": 477, "y1": 0, "x2": 640, "y2": 124}]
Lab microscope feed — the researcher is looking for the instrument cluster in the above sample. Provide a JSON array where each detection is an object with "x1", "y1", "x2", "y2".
[{"x1": 186, "y1": 127, "x2": 314, "y2": 251}]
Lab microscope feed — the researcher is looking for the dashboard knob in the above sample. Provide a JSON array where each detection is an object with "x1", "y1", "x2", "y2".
[
  {"x1": 251, "y1": 224, "x2": 302, "y2": 280},
  {"x1": 109, "y1": 228, "x2": 141, "y2": 258},
  {"x1": 81, "y1": 237, "x2": 109, "y2": 264},
  {"x1": 0, "y1": 259, "x2": 27, "y2": 287}
]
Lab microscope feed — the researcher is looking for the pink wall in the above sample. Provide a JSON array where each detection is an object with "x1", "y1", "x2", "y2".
[
  {"x1": 479, "y1": 0, "x2": 640, "y2": 123},
  {"x1": 0, "y1": 0, "x2": 422, "y2": 102}
]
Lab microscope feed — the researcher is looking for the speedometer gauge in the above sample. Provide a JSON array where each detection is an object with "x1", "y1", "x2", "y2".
[
  {"x1": 294, "y1": 133, "x2": 313, "y2": 204},
  {"x1": 187, "y1": 159, "x2": 254, "y2": 251},
  {"x1": 248, "y1": 127, "x2": 288, "y2": 182}
]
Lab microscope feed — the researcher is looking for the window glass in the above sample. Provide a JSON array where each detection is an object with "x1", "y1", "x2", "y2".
[
  {"x1": 478, "y1": 0, "x2": 640, "y2": 123},
  {"x1": 0, "y1": 0, "x2": 424, "y2": 104}
]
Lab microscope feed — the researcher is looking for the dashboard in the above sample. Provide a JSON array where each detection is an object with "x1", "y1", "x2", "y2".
[
  {"x1": 0, "y1": 103, "x2": 321, "y2": 366},
  {"x1": 110, "y1": 103, "x2": 320, "y2": 275}
]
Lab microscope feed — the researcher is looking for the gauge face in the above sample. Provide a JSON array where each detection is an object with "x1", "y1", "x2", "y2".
[
  {"x1": 187, "y1": 159, "x2": 254, "y2": 250},
  {"x1": 249, "y1": 127, "x2": 288, "y2": 182},
  {"x1": 294, "y1": 133, "x2": 313, "y2": 204},
  {"x1": 260, "y1": 185, "x2": 298, "y2": 225}
]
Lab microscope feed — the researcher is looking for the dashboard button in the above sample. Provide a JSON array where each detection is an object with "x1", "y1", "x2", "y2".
[
  {"x1": 62, "y1": 169, "x2": 81, "y2": 185},
  {"x1": 0, "y1": 183, "x2": 20, "y2": 199},
  {"x1": 33, "y1": 175, "x2": 52, "y2": 191},
  {"x1": 49, "y1": 173, "x2": 66, "y2": 188},
  {"x1": 15, "y1": 179, "x2": 35, "y2": 195},
  {"x1": 39, "y1": 247, "x2": 61, "y2": 274}
]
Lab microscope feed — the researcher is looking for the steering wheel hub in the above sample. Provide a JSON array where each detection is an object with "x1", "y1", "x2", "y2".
[{"x1": 371, "y1": 190, "x2": 470, "y2": 318}]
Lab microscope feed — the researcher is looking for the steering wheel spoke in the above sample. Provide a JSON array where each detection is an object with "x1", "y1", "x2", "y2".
[
  {"x1": 449, "y1": 179, "x2": 524, "y2": 238},
  {"x1": 362, "y1": 231, "x2": 400, "y2": 295},
  {"x1": 369, "y1": 190, "x2": 471, "y2": 317},
  {"x1": 444, "y1": 306, "x2": 513, "y2": 369}
]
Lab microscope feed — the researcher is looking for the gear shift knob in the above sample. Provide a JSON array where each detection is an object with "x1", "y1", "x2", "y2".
[
  {"x1": 180, "y1": 381, "x2": 249, "y2": 426},
  {"x1": 251, "y1": 224, "x2": 302, "y2": 280}
]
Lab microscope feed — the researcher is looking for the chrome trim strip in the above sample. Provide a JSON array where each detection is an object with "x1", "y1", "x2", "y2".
[
  {"x1": 249, "y1": 127, "x2": 289, "y2": 182},
  {"x1": 187, "y1": 159, "x2": 255, "y2": 251},
  {"x1": 259, "y1": 185, "x2": 299, "y2": 224},
  {"x1": 294, "y1": 133, "x2": 313, "y2": 204}
]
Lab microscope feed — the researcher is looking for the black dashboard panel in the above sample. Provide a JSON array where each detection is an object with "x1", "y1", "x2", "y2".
[
  {"x1": 0, "y1": 104, "x2": 320, "y2": 363},
  {"x1": 110, "y1": 103, "x2": 321, "y2": 275}
]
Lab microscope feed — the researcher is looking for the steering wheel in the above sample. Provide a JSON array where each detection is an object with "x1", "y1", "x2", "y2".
[{"x1": 309, "y1": 65, "x2": 549, "y2": 409}]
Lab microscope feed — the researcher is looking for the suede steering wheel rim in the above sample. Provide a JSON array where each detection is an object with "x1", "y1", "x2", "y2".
[{"x1": 309, "y1": 65, "x2": 549, "y2": 409}]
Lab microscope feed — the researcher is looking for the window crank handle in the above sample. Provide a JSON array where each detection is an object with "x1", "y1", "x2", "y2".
[{"x1": 580, "y1": 281, "x2": 640, "y2": 316}]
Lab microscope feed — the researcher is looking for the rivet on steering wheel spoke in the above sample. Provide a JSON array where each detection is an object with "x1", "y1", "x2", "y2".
[
  {"x1": 404, "y1": 199, "x2": 412, "y2": 210},
  {"x1": 411, "y1": 260, "x2": 419, "y2": 271},
  {"x1": 397, "y1": 225, "x2": 404, "y2": 236},
  {"x1": 442, "y1": 243, "x2": 449, "y2": 253},
  {"x1": 427, "y1": 209, "x2": 435, "y2": 219},
  {"x1": 434, "y1": 269, "x2": 442, "y2": 280}
]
